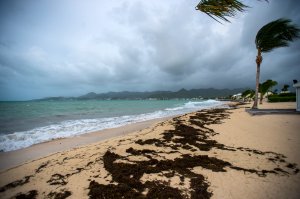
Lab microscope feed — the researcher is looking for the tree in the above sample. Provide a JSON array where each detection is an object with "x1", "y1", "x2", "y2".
[
  {"x1": 195, "y1": 0, "x2": 268, "y2": 23},
  {"x1": 252, "y1": 18, "x2": 300, "y2": 109},
  {"x1": 281, "y1": 84, "x2": 290, "y2": 92},
  {"x1": 259, "y1": 79, "x2": 277, "y2": 104},
  {"x1": 241, "y1": 89, "x2": 255, "y2": 101}
]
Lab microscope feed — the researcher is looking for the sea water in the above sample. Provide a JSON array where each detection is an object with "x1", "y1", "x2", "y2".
[{"x1": 0, "y1": 99, "x2": 224, "y2": 152}]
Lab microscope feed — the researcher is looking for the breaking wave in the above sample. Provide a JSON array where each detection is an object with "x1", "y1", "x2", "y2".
[{"x1": 0, "y1": 100, "x2": 225, "y2": 152}]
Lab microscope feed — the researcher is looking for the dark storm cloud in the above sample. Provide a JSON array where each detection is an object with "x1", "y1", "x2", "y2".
[{"x1": 0, "y1": 0, "x2": 300, "y2": 100}]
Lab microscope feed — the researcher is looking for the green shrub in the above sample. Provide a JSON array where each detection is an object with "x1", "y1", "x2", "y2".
[
  {"x1": 278, "y1": 92, "x2": 296, "y2": 97},
  {"x1": 268, "y1": 95, "x2": 296, "y2": 102}
]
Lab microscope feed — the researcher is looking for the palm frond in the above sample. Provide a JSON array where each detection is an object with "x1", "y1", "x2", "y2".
[
  {"x1": 195, "y1": 0, "x2": 248, "y2": 23},
  {"x1": 241, "y1": 89, "x2": 255, "y2": 98},
  {"x1": 196, "y1": 0, "x2": 268, "y2": 23},
  {"x1": 260, "y1": 79, "x2": 277, "y2": 93},
  {"x1": 256, "y1": 18, "x2": 300, "y2": 52}
]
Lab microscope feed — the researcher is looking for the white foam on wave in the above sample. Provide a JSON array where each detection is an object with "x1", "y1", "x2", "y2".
[
  {"x1": 165, "y1": 99, "x2": 223, "y2": 111},
  {"x1": 0, "y1": 100, "x2": 224, "y2": 152}
]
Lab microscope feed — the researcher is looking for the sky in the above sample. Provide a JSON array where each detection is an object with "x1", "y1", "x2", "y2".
[{"x1": 0, "y1": 0, "x2": 300, "y2": 101}]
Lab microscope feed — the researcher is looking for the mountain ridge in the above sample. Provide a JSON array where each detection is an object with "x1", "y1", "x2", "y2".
[{"x1": 36, "y1": 88, "x2": 247, "y2": 101}]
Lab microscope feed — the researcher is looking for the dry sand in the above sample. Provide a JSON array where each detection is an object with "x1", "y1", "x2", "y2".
[{"x1": 0, "y1": 102, "x2": 299, "y2": 199}]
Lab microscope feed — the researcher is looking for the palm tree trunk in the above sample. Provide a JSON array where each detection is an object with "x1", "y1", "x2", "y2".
[
  {"x1": 252, "y1": 49, "x2": 262, "y2": 109},
  {"x1": 259, "y1": 92, "x2": 263, "y2": 104}
]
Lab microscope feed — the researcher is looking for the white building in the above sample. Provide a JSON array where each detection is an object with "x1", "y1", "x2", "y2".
[
  {"x1": 232, "y1": 93, "x2": 242, "y2": 100},
  {"x1": 293, "y1": 82, "x2": 300, "y2": 111}
]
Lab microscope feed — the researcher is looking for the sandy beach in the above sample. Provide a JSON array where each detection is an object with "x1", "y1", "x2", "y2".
[{"x1": 0, "y1": 102, "x2": 299, "y2": 199}]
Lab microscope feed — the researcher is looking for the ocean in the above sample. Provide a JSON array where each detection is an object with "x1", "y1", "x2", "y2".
[{"x1": 0, "y1": 99, "x2": 225, "y2": 152}]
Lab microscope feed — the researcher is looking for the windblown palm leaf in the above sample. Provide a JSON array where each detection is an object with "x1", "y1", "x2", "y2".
[
  {"x1": 195, "y1": 0, "x2": 247, "y2": 22},
  {"x1": 196, "y1": 0, "x2": 268, "y2": 23},
  {"x1": 260, "y1": 80, "x2": 277, "y2": 93},
  {"x1": 256, "y1": 18, "x2": 300, "y2": 52}
]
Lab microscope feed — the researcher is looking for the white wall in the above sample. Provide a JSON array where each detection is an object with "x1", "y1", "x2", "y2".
[{"x1": 297, "y1": 87, "x2": 300, "y2": 111}]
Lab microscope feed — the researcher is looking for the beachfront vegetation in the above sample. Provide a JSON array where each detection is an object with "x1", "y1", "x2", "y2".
[
  {"x1": 259, "y1": 80, "x2": 277, "y2": 104},
  {"x1": 241, "y1": 89, "x2": 255, "y2": 101},
  {"x1": 252, "y1": 18, "x2": 300, "y2": 109},
  {"x1": 268, "y1": 93, "x2": 296, "y2": 102},
  {"x1": 195, "y1": 0, "x2": 268, "y2": 23},
  {"x1": 240, "y1": 79, "x2": 297, "y2": 103}
]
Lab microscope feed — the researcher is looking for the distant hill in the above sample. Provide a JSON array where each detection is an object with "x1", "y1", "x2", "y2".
[
  {"x1": 77, "y1": 91, "x2": 173, "y2": 100},
  {"x1": 36, "y1": 88, "x2": 247, "y2": 101},
  {"x1": 147, "y1": 88, "x2": 246, "y2": 99},
  {"x1": 76, "y1": 88, "x2": 246, "y2": 100}
]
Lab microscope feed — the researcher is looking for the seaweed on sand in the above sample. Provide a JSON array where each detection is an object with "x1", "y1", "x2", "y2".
[
  {"x1": 36, "y1": 161, "x2": 50, "y2": 173},
  {"x1": 0, "y1": 175, "x2": 33, "y2": 193},
  {"x1": 47, "y1": 190, "x2": 72, "y2": 199},
  {"x1": 15, "y1": 190, "x2": 38, "y2": 199},
  {"x1": 88, "y1": 108, "x2": 299, "y2": 199},
  {"x1": 89, "y1": 151, "x2": 220, "y2": 199},
  {"x1": 47, "y1": 174, "x2": 68, "y2": 186}
]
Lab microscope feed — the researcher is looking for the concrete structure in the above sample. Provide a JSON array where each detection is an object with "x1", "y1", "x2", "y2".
[{"x1": 293, "y1": 82, "x2": 300, "y2": 111}]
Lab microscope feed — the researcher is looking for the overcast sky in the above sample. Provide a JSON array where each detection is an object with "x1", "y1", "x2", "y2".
[{"x1": 0, "y1": 0, "x2": 299, "y2": 100}]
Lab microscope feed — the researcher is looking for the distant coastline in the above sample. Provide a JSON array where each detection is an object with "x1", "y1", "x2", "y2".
[{"x1": 32, "y1": 87, "x2": 248, "y2": 101}]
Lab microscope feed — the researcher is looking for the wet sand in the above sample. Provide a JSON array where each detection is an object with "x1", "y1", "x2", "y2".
[{"x1": 0, "y1": 102, "x2": 299, "y2": 199}]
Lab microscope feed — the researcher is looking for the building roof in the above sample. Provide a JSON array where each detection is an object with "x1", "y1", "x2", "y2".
[{"x1": 293, "y1": 82, "x2": 300, "y2": 88}]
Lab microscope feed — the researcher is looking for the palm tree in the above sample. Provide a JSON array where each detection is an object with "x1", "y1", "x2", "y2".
[
  {"x1": 252, "y1": 18, "x2": 300, "y2": 109},
  {"x1": 259, "y1": 79, "x2": 277, "y2": 104},
  {"x1": 195, "y1": 0, "x2": 268, "y2": 23},
  {"x1": 241, "y1": 89, "x2": 255, "y2": 101}
]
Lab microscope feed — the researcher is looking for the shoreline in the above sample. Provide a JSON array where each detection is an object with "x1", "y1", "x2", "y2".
[
  {"x1": 0, "y1": 102, "x2": 229, "y2": 172},
  {"x1": 0, "y1": 102, "x2": 299, "y2": 198},
  {"x1": 0, "y1": 117, "x2": 172, "y2": 172},
  {"x1": 0, "y1": 99, "x2": 226, "y2": 153}
]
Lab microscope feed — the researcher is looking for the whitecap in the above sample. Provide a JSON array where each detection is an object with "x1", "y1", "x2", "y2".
[{"x1": 0, "y1": 100, "x2": 225, "y2": 152}]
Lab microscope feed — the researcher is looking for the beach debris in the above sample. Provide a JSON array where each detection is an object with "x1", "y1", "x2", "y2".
[
  {"x1": 14, "y1": 190, "x2": 38, "y2": 199},
  {"x1": 36, "y1": 161, "x2": 50, "y2": 173},
  {"x1": 0, "y1": 175, "x2": 33, "y2": 193},
  {"x1": 47, "y1": 174, "x2": 68, "y2": 186},
  {"x1": 47, "y1": 190, "x2": 71, "y2": 199}
]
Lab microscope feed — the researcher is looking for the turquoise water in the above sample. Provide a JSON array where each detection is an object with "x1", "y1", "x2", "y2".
[
  {"x1": 0, "y1": 100, "x2": 186, "y2": 133},
  {"x1": 0, "y1": 99, "x2": 224, "y2": 151}
]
